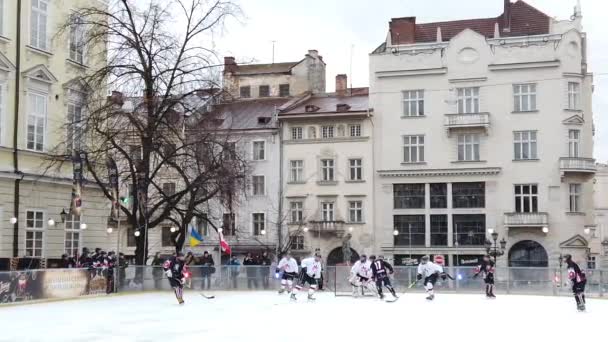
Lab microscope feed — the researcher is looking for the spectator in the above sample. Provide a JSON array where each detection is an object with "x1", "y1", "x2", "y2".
[
  {"x1": 228, "y1": 255, "x2": 241, "y2": 289},
  {"x1": 61, "y1": 254, "x2": 76, "y2": 268},
  {"x1": 184, "y1": 251, "x2": 197, "y2": 266},
  {"x1": 200, "y1": 251, "x2": 215, "y2": 290},
  {"x1": 78, "y1": 247, "x2": 91, "y2": 268},
  {"x1": 258, "y1": 251, "x2": 272, "y2": 289},
  {"x1": 151, "y1": 252, "x2": 164, "y2": 290},
  {"x1": 244, "y1": 253, "x2": 259, "y2": 289},
  {"x1": 117, "y1": 252, "x2": 128, "y2": 291},
  {"x1": 106, "y1": 251, "x2": 116, "y2": 294}
]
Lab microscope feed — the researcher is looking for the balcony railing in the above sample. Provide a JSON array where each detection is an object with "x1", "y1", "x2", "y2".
[
  {"x1": 308, "y1": 220, "x2": 346, "y2": 236},
  {"x1": 504, "y1": 212, "x2": 549, "y2": 227},
  {"x1": 444, "y1": 112, "x2": 490, "y2": 130},
  {"x1": 559, "y1": 157, "x2": 596, "y2": 175}
]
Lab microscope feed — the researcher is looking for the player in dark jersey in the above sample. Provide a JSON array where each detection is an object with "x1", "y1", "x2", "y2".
[
  {"x1": 370, "y1": 255, "x2": 397, "y2": 300},
  {"x1": 563, "y1": 254, "x2": 586, "y2": 311},
  {"x1": 473, "y1": 255, "x2": 496, "y2": 298},
  {"x1": 163, "y1": 252, "x2": 187, "y2": 304}
]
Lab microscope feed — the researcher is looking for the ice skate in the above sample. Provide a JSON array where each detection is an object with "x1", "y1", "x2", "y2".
[
  {"x1": 307, "y1": 294, "x2": 316, "y2": 301},
  {"x1": 278, "y1": 288, "x2": 285, "y2": 295},
  {"x1": 577, "y1": 303, "x2": 586, "y2": 312},
  {"x1": 426, "y1": 294, "x2": 435, "y2": 301},
  {"x1": 290, "y1": 293, "x2": 297, "y2": 301}
]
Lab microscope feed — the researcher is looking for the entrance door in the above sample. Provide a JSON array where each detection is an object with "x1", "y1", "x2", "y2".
[{"x1": 508, "y1": 240, "x2": 548, "y2": 267}]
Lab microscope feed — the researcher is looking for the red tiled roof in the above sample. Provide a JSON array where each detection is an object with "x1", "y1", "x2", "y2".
[
  {"x1": 234, "y1": 62, "x2": 300, "y2": 76},
  {"x1": 280, "y1": 91, "x2": 369, "y2": 117},
  {"x1": 390, "y1": 1, "x2": 550, "y2": 44}
]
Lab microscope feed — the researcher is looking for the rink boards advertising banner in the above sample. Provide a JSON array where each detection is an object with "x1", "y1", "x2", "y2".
[{"x1": 0, "y1": 269, "x2": 110, "y2": 304}]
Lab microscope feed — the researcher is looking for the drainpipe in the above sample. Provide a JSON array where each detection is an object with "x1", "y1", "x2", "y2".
[
  {"x1": 276, "y1": 118, "x2": 284, "y2": 257},
  {"x1": 12, "y1": 0, "x2": 23, "y2": 257}
]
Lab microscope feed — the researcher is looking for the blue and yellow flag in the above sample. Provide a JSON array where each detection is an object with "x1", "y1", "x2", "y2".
[{"x1": 189, "y1": 226, "x2": 204, "y2": 247}]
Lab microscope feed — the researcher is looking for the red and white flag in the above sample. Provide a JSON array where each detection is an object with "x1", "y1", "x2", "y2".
[{"x1": 219, "y1": 230, "x2": 231, "y2": 255}]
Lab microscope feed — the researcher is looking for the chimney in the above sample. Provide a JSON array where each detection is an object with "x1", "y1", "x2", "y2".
[
  {"x1": 223, "y1": 56, "x2": 237, "y2": 75},
  {"x1": 436, "y1": 26, "x2": 442, "y2": 43},
  {"x1": 336, "y1": 74, "x2": 347, "y2": 97},
  {"x1": 389, "y1": 17, "x2": 416, "y2": 45},
  {"x1": 503, "y1": 0, "x2": 511, "y2": 32},
  {"x1": 307, "y1": 49, "x2": 319, "y2": 59}
]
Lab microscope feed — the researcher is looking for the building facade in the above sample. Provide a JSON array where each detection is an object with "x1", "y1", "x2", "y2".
[
  {"x1": 593, "y1": 163, "x2": 608, "y2": 269},
  {"x1": 0, "y1": 0, "x2": 110, "y2": 269},
  {"x1": 371, "y1": 1, "x2": 596, "y2": 267}
]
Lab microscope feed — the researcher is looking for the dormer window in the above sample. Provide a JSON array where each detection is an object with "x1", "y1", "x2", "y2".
[
  {"x1": 336, "y1": 104, "x2": 351, "y2": 112},
  {"x1": 257, "y1": 116, "x2": 271, "y2": 124},
  {"x1": 305, "y1": 105, "x2": 320, "y2": 113}
]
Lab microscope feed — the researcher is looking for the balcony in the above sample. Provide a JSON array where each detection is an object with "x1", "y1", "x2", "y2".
[
  {"x1": 444, "y1": 112, "x2": 490, "y2": 134},
  {"x1": 504, "y1": 212, "x2": 548, "y2": 228},
  {"x1": 559, "y1": 157, "x2": 596, "y2": 177},
  {"x1": 308, "y1": 220, "x2": 347, "y2": 237}
]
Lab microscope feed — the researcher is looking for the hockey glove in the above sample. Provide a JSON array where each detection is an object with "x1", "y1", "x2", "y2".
[
  {"x1": 441, "y1": 273, "x2": 447, "y2": 281},
  {"x1": 473, "y1": 272, "x2": 479, "y2": 278},
  {"x1": 165, "y1": 270, "x2": 173, "y2": 278},
  {"x1": 180, "y1": 278, "x2": 186, "y2": 285},
  {"x1": 416, "y1": 274, "x2": 422, "y2": 281}
]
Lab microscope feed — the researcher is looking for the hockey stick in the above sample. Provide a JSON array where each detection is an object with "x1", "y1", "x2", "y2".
[
  {"x1": 407, "y1": 280, "x2": 418, "y2": 289},
  {"x1": 200, "y1": 293, "x2": 215, "y2": 299}
]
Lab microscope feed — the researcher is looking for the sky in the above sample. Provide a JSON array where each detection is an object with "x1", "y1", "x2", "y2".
[{"x1": 215, "y1": 0, "x2": 608, "y2": 161}]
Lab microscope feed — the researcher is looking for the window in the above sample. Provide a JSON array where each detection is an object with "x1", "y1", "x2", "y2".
[
  {"x1": 0, "y1": 0, "x2": 4, "y2": 36},
  {"x1": 240, "y1": 86, "x2": 251, "y2": 98},
  {"x1": 568, "y1": 82, "x2": 580, "y2": 110},
  {"x1": 25, "y1": 210, "x2": 44, "y2": 257},
  {"x1": 258, "y1": 85, "x2": 270, "y2": 97},
  {"x1": 514, "y1": 131, "x2": 537, "y2": 160},
  {"x1": 430, "y1": 183, "x2": 447, "y2": 208},
  {"x1": 457, "y1": 87, "x2": 480, "y2": 114},
  {"x1": 290, "y1": 160, "x2": 304, "y2": 182},
  {"x1": 290, "y1": 201, "x2": 303, "y2": 223},
  {"x1": 514, "y1": 184, "x2": 538, "y2": 213},
  {"x1": 349, "y1": 159, "x2": 362, "y2": 181},
  {"x1": 27, "y1": 92, "x2": 47, "y2": 151},
  {"x1": 164, "y1": 143, "x2": 177, "y2": 161},
  {"x1": 291, "y1": 235, "x2": 304, "y2": 250},
  {"x1": 162, "y1": 182, "x2": 176, "y2": 196},
  {"x1": 453, "y1": 214, "x2": 486, "y2": 246},
  {"x1": 403, "y1": 135, "x2": 425, "y2": 163},
  {"x1": 253, "y1": 213, "x2": 265, "y2": 235},
  {"x1": 279, "y1": 84, "x2": 290, "y2": 97},
  {"x1": 127, "y1": 227, "x2": 136, "y2": 247},
  {"x1": 394, "y1": 215, "x2": 425, "y2": 247},
  {"x1": 587, "y1": 256, "x2": 596, "y2": 269},
  {"x1": 69, "y1": 14, "x2": 86, "y2": 64},
  {"x1": 349, "y1": 124, "x2": 362, "y2": 137},
  {"x1": 195, "y1": 214, "x2": 208, "y2": 236},
  {"x1": 0, "y1": 83, "x2": 3, "y2": 144},
  {"x1": 67, "y1": 103, "x2": 83, "y2": 154},
  {"x1": 569, "y1": 183, "x2": 581, "y2": 212},
  {"x1": 222, "y1": 213, "x2": 236, "y2": 235},
  {"x1": 457, "y1": 134, "x2": 480, "y2": 161},
  {"x1": 452, "y1": 182, "x2": 485, "y2": 208},
  {"x1": 348, "y1": 201, "x2": 363, "y2": 223},
  {"x1": 30, "y1": 0, "x2": 49, "y2": 50},
  {"x1": 321, "y1": 159, "x2": 335, "y2": 182},
  {"x1": 64, "y1": 214, "x2": 80, "y2": 257},
  {"x1": 223, "y1": 142, "x2": 236, "y2": 161},
  {"x1": 568, "y1": 129, "x2": 580, "y2": 158},
  {"x1": 394, "y1": 184, "x2": 425, "y2": 209},
  {"x1": 252, "y1": 141, "x2": 265, "y2": 160},
  {"x1": 252, "y1": 175, "x2": 265, "y2": 195},
  {"x1": 161, "y1": 226, "x2": 173, "y2": 247},
  {"x1": 321, "y1": 202, "x2": 334, "y2": 221},
  {"x1": 513, "y1": 84, "x2": 537, "y2": 112},
  {"x1": 402, "y1": 90, "x2": 424, "y2": 116},
  {"x1": 291, "y1": 127, "x2": 303, "y2": 140},
  {"x1": 430, "y1": 215, "x2": 448, "y2": 246},
  {"x1": 321, "y1": 126, "x2": 334, "y2": 139}
]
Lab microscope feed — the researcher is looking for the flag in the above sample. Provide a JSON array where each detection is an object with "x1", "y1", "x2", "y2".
[
  {"x1": 219, "y1": 230, "x2": 231, "y2": 255},
  {"x1": 189, "y1": 225, "x2": 204, "y2": 247},
  {"x1": 70, "y1": 152, "x2": 84, "y2": 216}
]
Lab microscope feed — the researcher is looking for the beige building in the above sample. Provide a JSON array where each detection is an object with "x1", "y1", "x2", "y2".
[
  {"x1": 0, "y1": 0, "x2": 110, "y2": 269},
  {"x1": 370, "y1": 0, "x2": 596, "y2": 267},
  {"x1": 593, "y1": 164, "x2": 608, "y2": 268}
]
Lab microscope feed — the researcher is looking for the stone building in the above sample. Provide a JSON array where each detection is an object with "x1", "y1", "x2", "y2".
[{"x1": 370, "y1": 0, "x2": 596, "y2": 267}]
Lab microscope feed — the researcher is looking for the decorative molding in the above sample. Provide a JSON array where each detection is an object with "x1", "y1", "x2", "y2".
[
  {"x1": 448, "y1": 77, "x2": 488, "y2": 83},
  {"x1": 378, "y1": 167, "x2": 501, "y2": 178},
  {"x1": 562, "y1": 115, "x2": 585, "y2": 125},
  {"x1": 375, "y1": 67, "x2": 447, "y2": 79},
  {"x1": 0, "y1": 51, "x2": 16, "y2": 72},
  {"x1": 343, "y1": 194, "x2": 367, "y2": 197},
  {"x1": 563, "y1": 72, "x2": 584, "y2": 78},
  {"x1": 285, "y1": 195, "x2": 307, "y2": 199},
  {"x1": 22, "y1": 64, "x2": 58, "y2": 84},
  {"x1": 559, "y1": 234, "x2": 588, "y2": 249},
  {"x1": 284, "y1": 136, "x2": 369, "y2": 145},
  {"x1": 488, "y1": 60, "x2": 560, "y2": 71}
]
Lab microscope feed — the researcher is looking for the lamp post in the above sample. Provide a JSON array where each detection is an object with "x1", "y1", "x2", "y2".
[{"x1": 485, "y1": 229, "x2": 507, "y2": 264}]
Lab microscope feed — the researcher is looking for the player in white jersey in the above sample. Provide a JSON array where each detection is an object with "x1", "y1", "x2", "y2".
[
  {"x1": 293, "y1": 254, "x2": 322, "y2": 301},
  {"x1": 276, "y1": 252, "x2": 299, "y2": 295},
  {"x1": 416, "y1": 255, "x2": 446, "y2": 301},
  {"x1": 350, "y1": 254, "x2": 374, "y2": 297}
]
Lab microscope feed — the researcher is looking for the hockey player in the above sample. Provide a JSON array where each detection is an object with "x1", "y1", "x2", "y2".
[
  {"x1": 293, "y1": 254, "x2": 322, "y2": 301},
  {"x1": 370, "y1": 255, "x2": 397, "y2": 300},
  {"x1": 563, "y1": 254, "x2": 587, "y2": 311},
  {"x1": 416, "y1": 255, "x2": 446, "y2": 301},
  {"x1": 163, "y1": 252, "x2": 187, "y2": 304},
  {"x1": 350, "y1": 254, "x2": 374, "y2": 297},
  {"x1": 276, "y1": 252, "x2": 298, "y2": 295},
  {"x1": 473, "y1": 255, "x2": 496, "y2": 298}
]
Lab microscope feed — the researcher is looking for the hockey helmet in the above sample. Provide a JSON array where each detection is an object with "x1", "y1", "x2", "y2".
[
  {"x1": 420, "y1": 255, "x2": 429, "y2": 264},
  {"x1": 360, "y1": 254, "x2": 367, "y2": 261},
  {"x1": 563, "y1": 254, "x2": 572, "y2": 262},
  {"x1": 369, "y1": 255, "x2": 376, "y2": 260},
  {"x1": 378, "y1": 255, "x2": 385, "y2": 260}
]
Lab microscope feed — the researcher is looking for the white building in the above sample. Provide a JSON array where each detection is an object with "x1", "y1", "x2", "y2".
[
  {"x1": 593, "y1": 164, "x2": 608, "y2": 268},
  {"x1": 370, "y1": 0, "x2": 596, "y2": 267}
]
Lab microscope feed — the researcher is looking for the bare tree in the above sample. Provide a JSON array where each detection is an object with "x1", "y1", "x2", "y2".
[{"x1": 47, "y1": 0, "x2": 245, "y2": 265}]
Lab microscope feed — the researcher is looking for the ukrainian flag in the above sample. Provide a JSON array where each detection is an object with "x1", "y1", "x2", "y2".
[{"x1": 189, "y1": 226, "x2": 204, "y2": 247}]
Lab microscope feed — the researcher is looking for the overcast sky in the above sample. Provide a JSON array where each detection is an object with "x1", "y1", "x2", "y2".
[{"x1": 216, "y1": 0, "x2": 608, "y2": 161}]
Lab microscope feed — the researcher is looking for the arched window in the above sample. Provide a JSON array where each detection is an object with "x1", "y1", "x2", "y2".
[
  {"x1": 508, "y1": 240, "x2": 548, "y2": 267},
  {"x1": 326, "y1": 247, "x2": 359, "y2": 266}
]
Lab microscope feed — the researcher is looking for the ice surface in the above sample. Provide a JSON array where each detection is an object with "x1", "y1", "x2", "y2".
[{"x1": 0, "y1": 291, "x2": 606, "y2": 342}]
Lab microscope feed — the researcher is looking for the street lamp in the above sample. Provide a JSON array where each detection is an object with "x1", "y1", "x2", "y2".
[
  {"x1": 542, "y1": 226, "x2": 549, "y2": 234},
  {"x1": 47, "y1": 218, "x2": 55, "y2": 227},
  {"x1": 106, "y1": 227, "x2": 113, "y2": 234},
  {"x1": 584, "y1": 227, "x2": 591, "y2": 235},
  {"x1": 170, "y1": 227, "x2": 177, "y2": 233},
  {"x1": 261, "y1": 229, "x2": 266, "y2": 235},
  {"x1": 80, "y1": 223, "x2": 87, "y2": 230},
  {"x1": 134, "y1": 230, "x2": 141, "y2": 237},
  {"x1": 303, "y1": 227, "x2": 309, "y2": 233},
  {"x1": 348, "y1": 226, "x2": 354, "y2": 232},
  {"x1": 393, "y1": 229, "x2": 399, "y2": 236},
  {"x1": 9, "y1": 217, "x2": 17, "y2": 224},
  {"x1": 485, "y1": 230, "x2": 507, "y2": 263},
  {"x1": 60, "y1": 209, "x2": 68, "y2": 223}
]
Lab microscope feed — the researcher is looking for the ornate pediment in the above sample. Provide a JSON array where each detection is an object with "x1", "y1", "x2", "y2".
[
  {"x1": 559, "y1": 234, "x2": 588, "y2": 249},
  {"x1": 0, "y1": 51, "x2": 16, "y2": 72},
  {"x1": 22, "y1": 64, "x2": 58, "y2": 84},
  {"x1": 562, "y1": 115, "x2": 584, "y2": 125}
]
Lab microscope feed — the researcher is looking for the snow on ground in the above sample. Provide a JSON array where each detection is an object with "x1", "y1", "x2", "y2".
[{"x1": 0, "y1": 291, "x2": 606, "y2": 342}]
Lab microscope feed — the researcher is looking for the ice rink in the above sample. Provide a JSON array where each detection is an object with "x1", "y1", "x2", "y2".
[{"x1": 0, "y1": 291, "x2": 606, "y2": 342}]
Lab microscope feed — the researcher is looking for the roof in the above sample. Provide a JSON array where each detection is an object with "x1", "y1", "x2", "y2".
[
  {"x1": 233, "y1": 62, "x2": 300, "y2": 76},
  {"x1": 280, "y1": 90, "x2": 369, "y2": 117},
  {"x1": 205, "y1": 98, "x2": 289, "y2": 130},
  {"x1": 388, "y1": 1, "x2": 550, "y2": 46}
]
